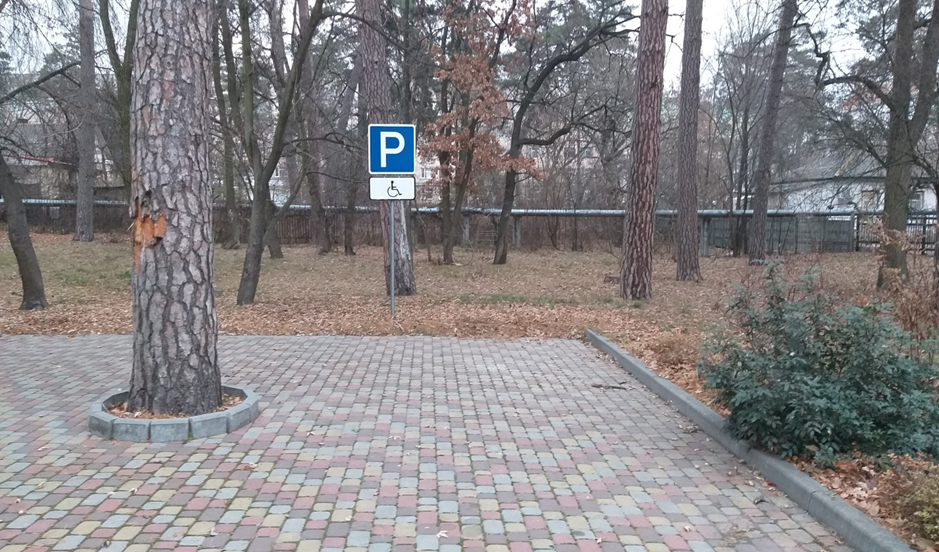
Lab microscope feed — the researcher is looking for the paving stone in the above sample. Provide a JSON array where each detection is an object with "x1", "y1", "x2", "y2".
[{"x1": 0, "y1": 335, "x2": 854, "y2": 552}]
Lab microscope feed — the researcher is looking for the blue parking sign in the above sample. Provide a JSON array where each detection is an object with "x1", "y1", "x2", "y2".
[{"x1": 368, "y1": 124, "x2": 416, "y2": 174}]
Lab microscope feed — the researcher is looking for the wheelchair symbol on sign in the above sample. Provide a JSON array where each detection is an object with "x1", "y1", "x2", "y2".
[{"x1": 387, "y1": 180, "x2": 402, "y2": 198}]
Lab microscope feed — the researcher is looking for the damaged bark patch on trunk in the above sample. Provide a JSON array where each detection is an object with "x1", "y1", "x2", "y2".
[{"x1": 132, "y1": 202, "x2": 167, "y2": 273}]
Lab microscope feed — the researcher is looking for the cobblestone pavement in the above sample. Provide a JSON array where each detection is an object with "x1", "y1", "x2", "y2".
[{"x1": 0, "y1": 335, "x2": 852, "y2": 552}]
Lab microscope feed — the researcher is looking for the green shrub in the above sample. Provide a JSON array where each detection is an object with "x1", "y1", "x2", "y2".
[{"x1": 698, "y1": 264, "x2": 939, "y2": 463}]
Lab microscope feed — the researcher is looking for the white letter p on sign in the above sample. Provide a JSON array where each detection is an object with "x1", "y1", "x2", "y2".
[{"x1": 379, "y1": 131, "x2": 405, "y2": 167}]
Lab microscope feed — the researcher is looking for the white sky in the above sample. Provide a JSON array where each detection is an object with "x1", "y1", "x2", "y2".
[{"x1": 663, "y1": 0, "x2": 734, "y2": 87}]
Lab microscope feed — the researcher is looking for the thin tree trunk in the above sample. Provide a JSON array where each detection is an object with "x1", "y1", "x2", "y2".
[
  {"x1": 493, "y1": 166, "x2": 518, "y2": 264},
  {"x1": 265, "y1": 198, "x2": 284, "y2": 259},
  {"x1": 620, "y1": 0, "x2": 668, "y2": 300},
  {"x1": 345, "y1": 88, "x2": 367, "y2": 256},
  {"x1": 302, "y1": 132, "x2": 331, "y2": 253},
  {"x1": 344, "y1": 169, "x2": 358, "y2": 254},
  {"x1": 128, "y1": 0, "x2": 220, "y2": 415},
  {"x1": 357, "y1": 0, "x2": 416, "y2": 296},
  {"x1": 675, "y1": 0, "x2": 703, "y2": 281},
  {"x1": 295, "y1": 0, "x2": 332, "y2": 254},
  {"x1": 212, "y1": 11, "x2": 240, "y2": 249},
  {"x1": 732, "y1": 107, "x2": 750, "y2": 257},
  {"x1": 441, "y1": 177, "x2": 452, "y2": 264},
  {"x1": 747, "y1": 0, "x2": 797, "y2": 264},
  {"x1": 0, "y1": 155, "x2": 48, "y2": 310},
  {"x1": 235, "y1": 0, "x2": 324, "y2": 305},
  {"x1": 75, "y1": 0, "x2": 96, "y2": 242},
  {"x1": 100, "y1": 0, "x2": 139, "y2": 197}
]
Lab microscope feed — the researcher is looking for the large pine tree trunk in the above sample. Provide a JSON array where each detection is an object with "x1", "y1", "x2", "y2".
[
  {"x1": 75, "y1": 0, "x2": 96, "y2": 242},
  {"x1": 0, "y1": 155, "x2": 48, "y2": 310},
  {"x1": 878, "y1": 0, "x2": 916, "y2": 285},
  {"x1": 747, "y1": 0, "x2": 796, "y2": 264},
  {"x1": 675, "y1": 0, "x2": 703, "y2": 281},
  {"x1": 128, "y1": 0, "x2": 221, "y2": 415},
  {"x1": 620, "y1": 0, "x2": 668, "y2": 300},
  {"x1": 357, "y1": 0, "x2": 417, "y2": 296}
]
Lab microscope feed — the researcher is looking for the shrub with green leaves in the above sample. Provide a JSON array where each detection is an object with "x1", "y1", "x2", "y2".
[{"x1": 698, "y1": 264, "x2": 939, "y2": 464}]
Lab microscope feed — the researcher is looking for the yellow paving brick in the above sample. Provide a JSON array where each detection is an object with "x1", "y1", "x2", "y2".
[
  {"x1": 296, "y1": 541, "x2": 321, "y2": 552},
  {"x1": 277, "y1": 532, "x2": 302, "y2": 543},
  {"x1": 355, "y1": 499, "x2": 376, "y2": 512},
  {"x1": 567, "y1": 516, "x2": 589, "y2": 530},
  {"x1": 261, "y1": 514, "x2": 286, "y2": 527},
  {"x1": 202, "y1": 478, "x2": 224, "y2": 490},
  {"x1": 58, "y1": 498, "x2": 82, "y2": 510},
  {"x1": 113, "y1": 526, "x2": 143, "y2": 540},
  {"x1": 230, "y1": 498, "x2": 253, "y2": 510},
  {"x1": 152, "y1": 490, "x2": 175, "y2": 501},
  {"x1": 330, "y1": 509, "x2": 352, "y2": 521},
  {"x1": 479, "y1": 499, "x2": 500, "y2": 511},
  {"x1": 393, "y1": 522, "x2": 416, "y2": 538},
  {"x1": 72, "y1": 521, "x2": 100, "y2": 535},
  {"x1": 185, "y1": 521, "x2": 219, "y2": 537}
]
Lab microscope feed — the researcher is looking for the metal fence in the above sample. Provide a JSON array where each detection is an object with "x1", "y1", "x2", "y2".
[{"x1": 2, "y1": 199, "x2": 936, "y2": 254}]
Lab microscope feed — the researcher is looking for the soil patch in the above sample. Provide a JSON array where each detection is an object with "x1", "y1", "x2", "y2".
[{"x1": 106, "y1": 393, "x2": 243, "y2": 419}]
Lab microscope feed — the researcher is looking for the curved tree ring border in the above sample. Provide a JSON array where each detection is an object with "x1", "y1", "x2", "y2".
[{"x1": 88, "y1": 385, "x2": 260, "y2": 442}]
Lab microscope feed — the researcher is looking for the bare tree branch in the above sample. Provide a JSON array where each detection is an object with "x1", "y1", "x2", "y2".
[{"x1": 0, "y1": 62, "x2": 79, "y2": 106}]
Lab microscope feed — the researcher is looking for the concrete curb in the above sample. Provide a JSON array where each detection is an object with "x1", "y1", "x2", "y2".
[
  {"x1": 584, "y1": 329, "x2": 912, "y2": 552},
  {"x1": 88, "y1": 384, "x2": 260, "y2": 442}
]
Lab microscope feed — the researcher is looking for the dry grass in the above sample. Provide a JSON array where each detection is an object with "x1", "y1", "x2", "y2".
[{"x1": 0, "y1": 234, "x2": 880, "y2": 345}]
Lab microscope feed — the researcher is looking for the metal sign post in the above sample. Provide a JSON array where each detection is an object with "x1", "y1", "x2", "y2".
[{"x1": 367, "y1": 123, "x2": 417, "y2": 317}]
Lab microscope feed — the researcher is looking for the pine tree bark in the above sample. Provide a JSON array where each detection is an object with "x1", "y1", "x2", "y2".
[
  {"x1": 675, "y1": 0, "x2": 703, "y2": 281},
  {"x1": 878, "y1": 0, "x2": 917, "y2": 285},
  {"x1": 75, "y1": 0, "x2": 96, "y2": 242},
  {"x1": 0, "y1": 155, "x2": 48, "y2": 310},
  {"x1": 357, "y1": 0, "x2": 417, "y2": 296},
  {"x1": 128, "y1": 0, "x2": 221, "y2": 415},
  {"x1": 620, "y1": 0, "x2": 668, "y2": 300},
  {"x1": 747, "y1": 0, "x2": 797, "y2": 264}
]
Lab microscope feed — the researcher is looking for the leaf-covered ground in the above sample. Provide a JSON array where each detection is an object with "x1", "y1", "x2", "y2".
[{"x1": 5, "y1": 233, "x2": 932, "y2": 546}]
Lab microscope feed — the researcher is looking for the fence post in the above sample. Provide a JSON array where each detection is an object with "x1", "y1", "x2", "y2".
[
  {"x1": 513, "y1": 216, "x2": 522, "y2": 248},
  {"x1": 922, "y1": 216, "x2": 928, "y2": 255},
  {"x1": 855, "y1": 215, "x2": 861, "y2": 251},
  {"x1": 698, "y1": 216, "x2": 709, "y2": 257}
]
